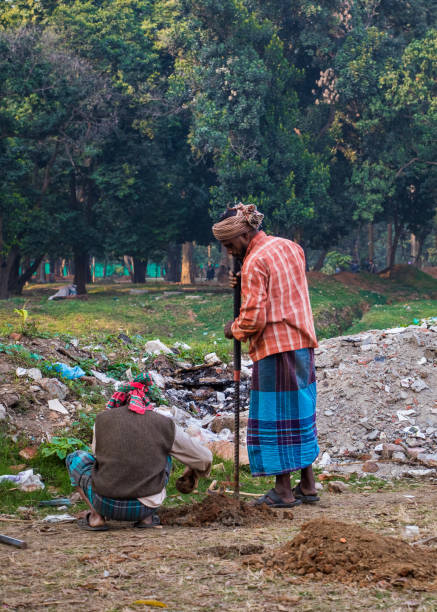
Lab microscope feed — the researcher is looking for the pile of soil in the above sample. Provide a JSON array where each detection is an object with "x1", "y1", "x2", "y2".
[
  {"x1": 246, "y1": 518, "x2": 437, "y2": 590},
  {"x1": 159, "y1": 494, "x2": 279, "y2": 527}
]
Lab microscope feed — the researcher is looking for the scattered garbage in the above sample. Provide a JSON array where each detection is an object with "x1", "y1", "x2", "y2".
[
  {"x1": 42, "y1": 514, "x2": 76, "y2": 523},
  {"x1": 52, "y1": 362, "x2": 85, "y2": 379},
  {"x1": 144, "y1": 339, "x2": 173, "y2": 355},
  {"x1": 90, "y1": 370, "x2": 118, "y2": 385},
  {"x1": 38, "y1": 498, "x2": 71, "y2": 507},
  {"x1": 0, "y1": 469, "x2": 44, "y2": 491}
]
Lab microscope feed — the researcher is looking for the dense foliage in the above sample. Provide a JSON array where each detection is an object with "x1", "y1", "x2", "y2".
[{"x1": 0, "y1": 0, "x2": 436, "y2": 296}]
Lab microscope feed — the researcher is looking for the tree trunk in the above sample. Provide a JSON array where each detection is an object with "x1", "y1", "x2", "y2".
[
  {"x1": 216, "y1": 243, "x2": 231, "y2": 284},
  {"x1": 354, "y1": 228, "x2": 360, "y2": 262},
  {"x1": 74, "y1": 252, "x2": 89, "y2": 295},
  {"x1": 181, "y1": 241, "x2": 195, "y2": 284},
  {"x1": 103, "y1": 259, "x2": 108, "y2": 279},
  {"x1": 9, "y1": 255, "x2": 43, "y2": 295},
  {"x1": 410, "y1": 233, "x2": 420, "y2": 266},
  {"x1": 368, "y1": 223, "x2": 374, "y2": 263},
  {"x1": 166, "y1": 244, "x2": 181, "y2": 282},
  {"x1": 7, "y1": 253, "x2": 20, "y2": 293},
  {"x1": 415, "y1": 236, "x2": 424, "y2": 269},
  {"x1": 123, "y1": 255, "x2": 135, "y2": 282},
  {"x1": 133, "y1": 257, "x2": 147, "y2": 283},
  {"x1": 0, "y1": 247, "x2": 19, "y2": 299},
  {"x1": 313, "y1": 249, "x2": 328, "y2": 271},
  {"x1": 388, "y1": 220, "x2": 402, "y2": 271},
  {"x1": 386, "y1": 223, "x2": 392, "y2": 267},
  {"x1": 38, "y1": 260, "x2": 46, "y2": 283}
]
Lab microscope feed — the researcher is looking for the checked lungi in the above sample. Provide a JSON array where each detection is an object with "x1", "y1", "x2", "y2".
[
  {"x1": 66, "y1": 450, "x2": 171, "y2": 521},
  {"x1": 247, "y1": 348, "x2": 319, "y2": 477}
]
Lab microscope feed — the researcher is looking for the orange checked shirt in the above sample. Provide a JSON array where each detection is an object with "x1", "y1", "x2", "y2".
[{"x1": 231, "y1": 231, "x2": 318, "y2": 362}]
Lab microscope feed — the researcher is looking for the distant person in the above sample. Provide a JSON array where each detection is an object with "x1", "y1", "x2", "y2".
[
  {"x1": 367, "y1": 259, "x2": 376, "y2": 274},
  {"x1": 206, "y1": 263, "x2": 215, "y2": 281},
  {"x1": 212, "y1": 203, "x2": 320, "y2": 508},
  {"x1": 66, "y1": 373, "x2": 212, "y2": 530},
  {"x1": 350, "y1": 260, "x2": 360, "y2": 273}
]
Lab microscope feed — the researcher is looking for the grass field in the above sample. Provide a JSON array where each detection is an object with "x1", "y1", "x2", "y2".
[{"x1": 1, "y1": 265, "x2": 435, "y2": 364}]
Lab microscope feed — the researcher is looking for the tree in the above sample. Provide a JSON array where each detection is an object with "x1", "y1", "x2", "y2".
[{"x1": 0, "y1": 27, "x2": 115, "y2": 298}]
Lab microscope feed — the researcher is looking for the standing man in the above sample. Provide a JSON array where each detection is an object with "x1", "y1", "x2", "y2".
[{"x1": 212, "y1": 203, "x2": 319, "y2": 508}]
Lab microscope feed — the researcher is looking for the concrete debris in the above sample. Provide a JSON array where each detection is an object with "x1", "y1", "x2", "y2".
[
  {"x1": 38, "y1": 378, "x2": 68, "y2": 400},
  {"x1": 48, "y1": 399, "x2": 69, "y2": 415},
  {"x1": 314, "y1": 324, "x2": 437, "y2": 479}
]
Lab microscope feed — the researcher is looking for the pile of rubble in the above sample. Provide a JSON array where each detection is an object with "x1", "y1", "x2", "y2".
[{"x1": 1, "y1": 320, "x2": 436, "y2": 479}]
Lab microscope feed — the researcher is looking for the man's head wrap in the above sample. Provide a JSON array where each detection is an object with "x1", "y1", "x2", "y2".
[{"x1": 212, "y1": 203, "x2": 264, "y2": 241}]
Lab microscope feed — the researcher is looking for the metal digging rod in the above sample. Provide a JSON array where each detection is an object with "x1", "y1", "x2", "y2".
[{"x1": 233, "y1": 257, "x2": 241, "y2": 499}]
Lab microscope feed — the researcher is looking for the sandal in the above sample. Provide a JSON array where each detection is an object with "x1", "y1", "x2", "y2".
[
  {"x1": 253, "y1": 488, "x2": 302, "y2": 508},
  {"x1": 133, "y1": 514, "x2": 162, "y2": 529},
  {"x1": 292, "y1": 483, "x2": 320, "y2": 504},
  {"x1": 77, "y1": 512, "x2": 109, "y2": 531}
]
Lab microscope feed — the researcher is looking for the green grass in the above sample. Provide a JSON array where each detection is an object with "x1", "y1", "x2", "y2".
[
  {"x1": 0, "y1": 429, "x2": 301, "y2": 514},
  {"x1": 346, "y1": 299, "x2": 437, "y2": 334},
  {"x1": 1, "y1": 267, "x2": 436, "y2": 353}
]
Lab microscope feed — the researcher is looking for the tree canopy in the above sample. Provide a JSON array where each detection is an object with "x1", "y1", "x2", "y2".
[{"x1": 0, "y1": 0, "x2": 436, "y2": 295}]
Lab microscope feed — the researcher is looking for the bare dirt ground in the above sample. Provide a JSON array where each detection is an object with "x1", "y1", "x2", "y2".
[{"x1": 2, "y1": 483, "x2": 437, "y2": 611}]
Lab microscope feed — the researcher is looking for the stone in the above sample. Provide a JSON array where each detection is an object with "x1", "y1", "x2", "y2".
[
  {"x1": 366, "y1": 430, "x2": 379, "y2": 441},
  {"x1": 38, "y1": 378, "x2": 68, "y2": 400},
  {"x1": 324, "y1": 410, "x2": 334, "y2": 417},
  {"x1": 0, "y1": 392, "x2": 20, "y2": 408},
  {"x1": 392, "y1": 451, "x2": 407, "y2": 461},
  {"x1": 0, "y1": 404, "x2": 6, "y2": 420},
  {"x1": 19, "y1": 447, "x2": 38, "y2": 460},
  {"x1": 362, "y1": 461, "x2": 379, "y2": 473},
  {"x1": 327, "y1": 481, "x2": 348, "y2": 493}
]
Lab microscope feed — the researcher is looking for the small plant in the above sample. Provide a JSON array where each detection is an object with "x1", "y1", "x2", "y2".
[
  {"x1": 40, "y1": 436, "x2": 90, "y2": 460},
  {"x1": 13, "y1": 308, "x2": 28, "y2": 332},
  {"x1": 105, "y1": 361, "x2": 140, "y2": 380},
  {"x1": 148, "y1": 383, "x2": 169, "y2": 406},
  {"x1": 70, "y1": 411, "x2": 96, "y2": 444},
  {"x1": 12, "y1": 308, "x2": 44, "y2": 338}
]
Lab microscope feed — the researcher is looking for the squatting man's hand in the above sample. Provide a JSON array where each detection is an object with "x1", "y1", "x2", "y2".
[{"x1": 175, "y1": 467, "x2": 199, "y2": 494}]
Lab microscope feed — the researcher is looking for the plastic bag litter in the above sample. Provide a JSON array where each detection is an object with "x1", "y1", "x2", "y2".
[
  {"x1": 0, "y1": 468, "x2": 45, "y2": 491},
  {"x1": 52, "y1": 362, "x2": 85, "y2": 379}
]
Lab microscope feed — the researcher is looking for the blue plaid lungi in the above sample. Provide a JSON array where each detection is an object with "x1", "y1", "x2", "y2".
[
  {"x1": 66, "y1": 450, "x2": 171, "y2": 521},
  {"x1": 247, "y1": 348, "x2": 319, "y2": 477}
]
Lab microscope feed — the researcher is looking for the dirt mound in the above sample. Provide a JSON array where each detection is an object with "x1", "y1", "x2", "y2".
[
  {"x1": 246, "y1": 518, "x2": 437, "y2": 590},
  {"x1": 159, "y1": 494, "x2": 280, "y2": 527}
]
